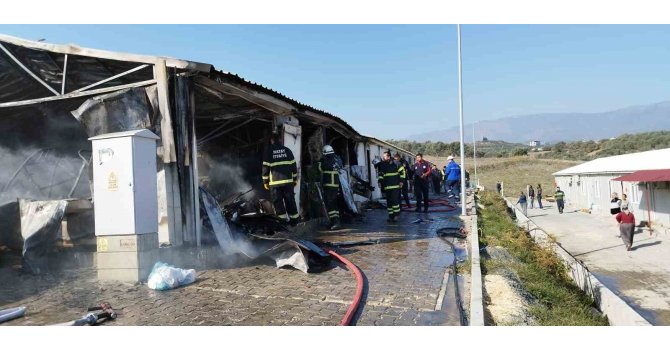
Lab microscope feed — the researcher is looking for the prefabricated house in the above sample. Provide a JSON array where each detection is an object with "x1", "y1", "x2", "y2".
[
  {"x1": 553, "y1": 148, "x2": 670, "y2": 233},
  {"x1": 0, "y1": 34, "x2": 414, "y2": 253}
]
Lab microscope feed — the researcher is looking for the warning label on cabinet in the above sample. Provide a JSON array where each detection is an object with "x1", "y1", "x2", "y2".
[{"x1": 107, "y1": 172, "x2": 118, "y2": 191}]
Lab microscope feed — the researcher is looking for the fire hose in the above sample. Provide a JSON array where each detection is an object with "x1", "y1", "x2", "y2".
[
  {"x1": 325, "y1": 248, "x2": 364, "y2": 326},
  {"x1": 401, "y1": 198, "x2": 458, "y2": 213}
]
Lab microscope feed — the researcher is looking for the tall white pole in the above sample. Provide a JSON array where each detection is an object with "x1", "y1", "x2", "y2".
[
  {"x1": 457, "y1": 24, "x2": 467, "y2": 216},
  {"x1": 473, "y1": 121, "x2": 478, "y2": 187}
]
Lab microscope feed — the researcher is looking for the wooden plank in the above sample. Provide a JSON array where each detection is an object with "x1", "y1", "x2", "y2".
[
  {"x1": 154, "y1": 60, "x2": 177, "y2": 163},
  {"x1": 0, "y1": 79, "x2": 157, "y2": 108}
]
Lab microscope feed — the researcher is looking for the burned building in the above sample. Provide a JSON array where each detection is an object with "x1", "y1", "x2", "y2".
[{"x1": 0, "y1": 34, "x2": 414, "y2": 269}]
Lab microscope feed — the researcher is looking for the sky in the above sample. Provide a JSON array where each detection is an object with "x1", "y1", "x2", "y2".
[{"x1": 1, "y1": 24, "x2": 670, "y2": 139}]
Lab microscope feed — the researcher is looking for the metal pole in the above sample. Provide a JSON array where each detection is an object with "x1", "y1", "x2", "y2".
[
  {"x1": 457, "y1": 24, "x2": 467, "y2": 216},
  {"x1": 472, "y1": 121, "x2": 477, "y2": 188}
]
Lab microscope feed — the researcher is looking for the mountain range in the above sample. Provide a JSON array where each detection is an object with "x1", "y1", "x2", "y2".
[{"x1": 407, "y1": 100, "x2": 670, "y2": 143}]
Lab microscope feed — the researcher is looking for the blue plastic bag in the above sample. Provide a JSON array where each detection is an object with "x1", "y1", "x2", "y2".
[{"x1": 147, "y1": 262, "x2": 196, "y2": 290}]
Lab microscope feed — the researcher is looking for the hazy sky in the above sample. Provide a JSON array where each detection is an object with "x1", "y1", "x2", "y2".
[{"x1": 2, "y1": 24, "x2": 670, "y2": 139}]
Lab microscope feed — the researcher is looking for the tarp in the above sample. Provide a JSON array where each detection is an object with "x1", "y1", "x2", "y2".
[
  {"x1": 19, "y1": 199, "x2": 68, "y2": 274},
  {"x1": 612, "y1": 169, "x2": 670, "y2": 183}
]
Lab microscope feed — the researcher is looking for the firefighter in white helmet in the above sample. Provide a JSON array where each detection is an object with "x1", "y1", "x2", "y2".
[{"x1": 318, "y1": 144, "x2": 343, "y2": 230}]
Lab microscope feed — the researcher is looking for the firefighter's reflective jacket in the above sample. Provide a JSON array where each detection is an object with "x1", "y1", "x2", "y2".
[
  {"x1": 318, "y1": 154, "x2": 342, "y2": 188},
  {"x1": 377, "y1": 160, "x2": 405, "y2": 191},
  {"x1": 262, "y1": 144, "x2": 297, "y2": 188}
]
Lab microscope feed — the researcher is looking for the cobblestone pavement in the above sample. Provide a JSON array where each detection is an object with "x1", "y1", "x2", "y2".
[{"x1": 1, "y1": 194, "x2": 470, "y2": 326}]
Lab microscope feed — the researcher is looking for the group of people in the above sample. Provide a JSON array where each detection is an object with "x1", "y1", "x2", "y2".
[
  {"x1": 515, "y1": 184, "x2": 565, "y2": 216},
  {"x1": 262, "y1": 134, "x2": 470, "y2": 231},
  {"x1": 611, "y1": 192, "x2": 635, "y2": 251}
]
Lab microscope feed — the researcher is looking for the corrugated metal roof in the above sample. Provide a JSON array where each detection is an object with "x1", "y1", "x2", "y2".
[
  {"x1": 611, "y1": 169, "x2": 670, "y2": 182},
  {"x1": 208, "y1": 70, "x2": 362, "y2": 138},
  {"x1": 553, "y1": 148, "x2": 670, "y2": 176}
]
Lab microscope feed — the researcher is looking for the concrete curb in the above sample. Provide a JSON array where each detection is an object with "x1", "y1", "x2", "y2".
[
  {"x1": 469, "y1": 209, "x2": 486, "y2": 325},
  {"x1": 504, "y1": 198, "x2": 652, "y2": 326}
]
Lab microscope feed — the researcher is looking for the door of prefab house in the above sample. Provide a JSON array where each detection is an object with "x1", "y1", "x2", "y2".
[{"x1": 283, "y1": 123, "x2": 302, "y2": 212}]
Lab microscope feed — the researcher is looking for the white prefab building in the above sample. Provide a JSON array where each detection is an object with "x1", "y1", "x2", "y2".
[{"x1": 553, "y1": 148, "x2": 670, "y2": 234}]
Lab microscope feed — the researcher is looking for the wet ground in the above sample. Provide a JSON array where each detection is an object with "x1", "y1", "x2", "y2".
[
  {"x1": 0, "y1": 193, "x2": 470, "y2": 326},
  {"x1": 515, "y1": 201, "x2": 670, "y2": 325}
]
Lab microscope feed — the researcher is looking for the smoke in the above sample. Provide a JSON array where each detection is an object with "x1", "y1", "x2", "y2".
[
  {"x1": 199, "y1": 153, "x2": 255, "y2": 201},
  {"x1": 0, "y1": 146, "x2": 91, "y2": 206}
]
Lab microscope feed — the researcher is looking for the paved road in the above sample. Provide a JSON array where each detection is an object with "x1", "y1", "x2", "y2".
[
  {"x1": 0, "y1": 195, "x2": 469, "y2": 326},
  {"x1": 517, "y1": 201, "x2": 670, "y2": 325}
]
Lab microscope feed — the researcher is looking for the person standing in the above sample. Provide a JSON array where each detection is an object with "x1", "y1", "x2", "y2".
[
  {"x1": 445, "y1": 156, "x2": 461, "y2": 200},
  {"x1": 528, "y1": 185, "x2": 535, "y2": 209},
  {"x1": 412, "y1": 153, "x2": 431, "y2": 213},
  {"x1": 443, "y1": 165, "x2": 449, "y2": 193},
  {"x1": 516, "y1": 191, "x2": 528, "y2": 217},
  {"x1": 262, "y1": 133, "x2": 300, "y2": 226},
  {"x1": 496, "y1": 181, "x2": 502, "y2": 194},
  {"x1": 378, "y1": 151, "x2": 404, "y2": 222},
  {"x1": 394, "y1": 153, "x2": 411, "y2": 208},
  {"x1": 615, "y1": 204, "x2": 636, "y2": 251},
  {"x1": 536, "y1": 184, "x2": 543, "y2": 209},
  {"x1": 431, "y1": 164, "x2": 442, "y2": 194},
  {"x1": 621, "y1": 193, "x2": 629, "y2": 209},
  {"x1": 318, "y1": 145, "x2": 343, "y2": 230},
  {"x1": 554, "y1": 186, "x2": 565, "y2": 214},
  {"x1": 610, "y1": 192, "x2": 622, "y2": 215}
]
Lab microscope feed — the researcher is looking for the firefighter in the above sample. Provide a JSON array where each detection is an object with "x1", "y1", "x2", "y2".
[
  {"x1": 412, "y1": 153, "x2": 431, "y2": 212},
  {"x1": 318, "y1": 144, "x2": 342, "y2": 230},
  {"x1": 262, "y1": 133, "x2": 300, "y2": 226},
  {"x1": 394, "y1": 153, "x2": 411, "y2": 208},
  {"x1": 378, "y1": 151, "x2": 405, "y2": 222}
]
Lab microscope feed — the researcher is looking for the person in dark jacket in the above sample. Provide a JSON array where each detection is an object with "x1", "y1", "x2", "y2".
[
  {"x1": 394, "y1": 153, "x2": 411, "y2": 208},
  {"x1": 431, "y1": 164, "x2": 442, "y2": 194},
  {"x1": 412, "y1": 153, "x2": 431, "y2": 213},
  {"x1": 496, "y1": 182, "x2": 502, "y2": 194},
  {"x1": 378, "y1": 151, "x2": 405, "y2": 222},
  {"x1": 536, "y1": 184, "x2": 543, "y2": 209},
  {"x1": 262, "y1": 134, "x2": 299, "y2": 225},
  {"x1": 610, "y1": 192, "x2": 622, "y2": 215},
  {"x1": 528, "y1": 185, "x2": 535, "y2": 209},
  {"x1": 318, "y1": 144, "x2": 343, "y2": 230}
]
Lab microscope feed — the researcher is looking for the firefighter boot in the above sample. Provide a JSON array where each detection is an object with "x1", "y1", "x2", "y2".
[{"x1": 330, "y1": 217, "x2": 341, "y2": 230}]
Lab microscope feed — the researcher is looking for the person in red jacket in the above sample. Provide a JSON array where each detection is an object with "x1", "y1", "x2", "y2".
[{"x1": 615, "y1": 204, "x2": 636, "y2": 251}]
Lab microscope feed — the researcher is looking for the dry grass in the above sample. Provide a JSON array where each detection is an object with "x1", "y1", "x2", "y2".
[
  {"x1": 425, "y1": 156, "x2": 581, "y2": 197},
  {"x1": 477, "y1": 191, "x2": 608, "y2": 326}
]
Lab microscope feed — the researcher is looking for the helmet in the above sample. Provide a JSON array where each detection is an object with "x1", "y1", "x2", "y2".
[
  {"x1": 322, "y1": 145, "x2": 334, "y2": 155},
  {"x1": 447, "y1": 155, "x2": 454, "y2": 161}
]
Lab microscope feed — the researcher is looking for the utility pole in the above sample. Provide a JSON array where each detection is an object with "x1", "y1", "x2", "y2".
[{"x1": 457, "y1": 24, "x2": 467, "y2": 216}]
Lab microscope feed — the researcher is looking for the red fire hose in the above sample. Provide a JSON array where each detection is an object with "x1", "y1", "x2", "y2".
[
  {"x1": 401, "y1": 198, "x2": 458, "y2": 212},
  {"x1": 325, "y1": 248, "x2": 364, "y2": 326}
]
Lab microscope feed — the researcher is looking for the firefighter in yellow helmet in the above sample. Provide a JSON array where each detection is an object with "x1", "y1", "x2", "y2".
[
  {"x1": 262, "y1": 133, "x2": 300, "y2": 226},
  {"x1": 318, "y1": 144, "x2": 342, "y2": 230}
]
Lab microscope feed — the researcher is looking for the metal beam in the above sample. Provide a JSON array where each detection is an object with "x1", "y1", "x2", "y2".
[
  {"x1": 197, "y1": 118, "x2": 255, "y2": 146},
  {"x1": 0, "y1": 42, "x2": 60, "y2": 96},
  {"x1": 0, "y1": 79, "x2": 157, "y2": 108},
  {"x1": 0, "y1": 34, "x2": 211, "y2": 72},
  {"x1": 61, "y1": 54, "x2": 68, "y2": 95},
  {"x1": 72, "y1": 64, "x2": 150, "y2": 93}
]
